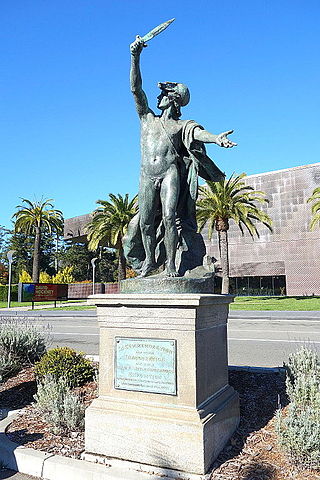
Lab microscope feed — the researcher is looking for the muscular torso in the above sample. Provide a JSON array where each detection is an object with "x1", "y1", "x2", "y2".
[{"x1": 140, "y1": 113, "x2": 184, "y2": 178}]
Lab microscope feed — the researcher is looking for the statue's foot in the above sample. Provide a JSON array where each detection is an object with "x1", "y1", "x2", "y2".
[
  {"x1": 165, "y1": 268, "x2": 180, "y2": 278},
  {"x1": 138, "y1": 262, "x2": 156, "y2": 278}
]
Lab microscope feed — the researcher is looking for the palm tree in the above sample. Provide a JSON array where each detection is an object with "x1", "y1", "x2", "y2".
[
  {"x1": 197, "y1": 173, "x2": 273, "y2": 294},
  {"x1": 307, "y1": 187, "x2": 320, "y2": 230},
  {"x1": 85, "y1": 193, "x2": 138, "y2": 282},
  {"x1": 13, "y1": 198, "x2": 63, "y2": 283}
]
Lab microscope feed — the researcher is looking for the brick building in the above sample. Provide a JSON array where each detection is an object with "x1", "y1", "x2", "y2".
[
  {"x1": 206, "y1": 163, "x2": 320, "y2": 296},
  {"x1": 64, "y1": 163, "x2": 320, "y2": 296}
]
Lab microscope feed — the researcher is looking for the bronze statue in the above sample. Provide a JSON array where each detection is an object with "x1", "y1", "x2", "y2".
[{"x1": 124, "y1": 21, "x2": 236, "y2": 278}]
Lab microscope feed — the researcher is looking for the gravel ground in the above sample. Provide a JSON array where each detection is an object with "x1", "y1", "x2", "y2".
[{"x1": 2, "y1": 367, "x2": 319, "y2": 480}]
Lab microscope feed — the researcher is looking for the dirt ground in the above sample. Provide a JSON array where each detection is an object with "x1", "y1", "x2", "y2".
[{"x1": 1, "y1": 367, "x2": 319, "y2": 480}]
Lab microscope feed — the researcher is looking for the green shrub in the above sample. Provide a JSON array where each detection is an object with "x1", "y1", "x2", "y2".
[
  {"x1": 0, "y1": 319, "x2": 48, "y2": 365},
  {"x1": 0, "y1": 354, "x2": 21, "y2": 383},
  {"x1": 276, "y1": 346, "x2": 320, "y2": 470},
  {"x1": 0, "y1": 285, "x2": 18, "y2": 302},
  {"x1": 34, "y1": 375, "x2": 85, "y2": 434},
  {"x1": 34, "y1": 347, "x2": 95, "y2": 387}
]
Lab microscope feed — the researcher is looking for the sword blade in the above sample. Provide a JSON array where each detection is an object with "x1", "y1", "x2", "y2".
[{"x1": 141, "y1": 18, "x2": 175, "y2": 43}]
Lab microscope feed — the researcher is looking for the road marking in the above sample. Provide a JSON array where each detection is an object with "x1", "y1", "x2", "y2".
[
  {"x1": 229, "y1": 337, "x2": 320, "y2": 344},
  {"x1": 52, "y1": 332, "x2": 99, "y2": 336},
  {"x1": 229, "y1": 329, "x2": 320, "y2": 334},
  {"x1": 229, "y1": 318, "x2": 320, "y2": 323}
]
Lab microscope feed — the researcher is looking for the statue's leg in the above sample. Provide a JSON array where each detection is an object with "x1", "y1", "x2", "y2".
[
  {"x1": 139, "y1": 175, "x2": 158, "y2": 277},
  {"x1": 160, "y1": 165, "x2": 179, "y2": 277}
]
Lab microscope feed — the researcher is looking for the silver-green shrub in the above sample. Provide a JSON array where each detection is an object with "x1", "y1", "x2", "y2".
[
  {"x1": 0, "y1": 319, "x2": 49, "y2": 365},
  {"x1": 276, "y1": 346, "x2": 320, "y2": 470},
  {"x1": 0, "y1": 354, "x2": 20, "y2": 383},
  {"x1": 63, "y1": 391, "x2": 85, "y2": 432},
  {"x1": 285, "y1": 346, "x2": 319, "y2": 404},
  {"x1": 34, "y1": 375, "x2": 85, "y2": 434}
]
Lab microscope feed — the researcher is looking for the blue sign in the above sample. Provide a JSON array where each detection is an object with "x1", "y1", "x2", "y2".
[{"x1": 114, "y1": 337, "x2": 177, "y2": 395}]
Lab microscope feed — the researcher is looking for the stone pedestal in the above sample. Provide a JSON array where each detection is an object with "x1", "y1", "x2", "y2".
[{"x1": 85, "y1": 294, "x2": 239, "y2": 476}]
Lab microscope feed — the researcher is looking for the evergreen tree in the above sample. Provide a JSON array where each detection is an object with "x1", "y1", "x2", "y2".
[
  {"x1": 85, "y1": 194, "x2": 138, "y2": 282},
  {"x1": 5, "y1": 230, "x2": 56, "y2": 283},
  {"x1": 59, "y1": 242, "x2": 117, "y2": 283},
  {"x1": 0, "y1": 227, "x2": 10, "y2": 264},
  {"x1": 13, "y1": 198, "x2": 63, "y2": 282}
]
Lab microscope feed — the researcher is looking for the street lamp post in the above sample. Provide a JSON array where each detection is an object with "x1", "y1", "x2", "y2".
[
  {"x1": 91, "y1": 257, "x2": 98, "y2": 295},
  {"x1": 7, "y1": 250, "x2": 15, "y2": 309}
]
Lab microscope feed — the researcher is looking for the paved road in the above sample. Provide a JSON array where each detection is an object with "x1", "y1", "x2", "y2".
[
  {"x1": 228, "y1": 312, "x2": 320, "y2": 367},
  {"x1": 1, "y1": 310, "x2": 319, "y2": 367}
]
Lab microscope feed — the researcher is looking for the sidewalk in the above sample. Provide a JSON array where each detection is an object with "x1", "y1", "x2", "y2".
[
  {"x1": 229, "y1": 309, "x2": 320, "y2": 319},
  {"x1": 0, "y1": 301, "x2": 88, "y2": 312}
]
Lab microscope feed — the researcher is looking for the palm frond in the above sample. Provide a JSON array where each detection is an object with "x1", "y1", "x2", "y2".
[
  {"x1": 12, "y1": 198, "x2": 63, "y2": 235},
  {"x1": 196, "y1": 173, "x2": 272, "y2": 238},
  {"x1": 85, "y1": 193, "x2": 138, "y2": 251}
]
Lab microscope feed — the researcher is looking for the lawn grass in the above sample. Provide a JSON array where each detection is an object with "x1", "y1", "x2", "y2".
[{"x1": 230, "y1": 296, "x2": 320, "y2": 311}]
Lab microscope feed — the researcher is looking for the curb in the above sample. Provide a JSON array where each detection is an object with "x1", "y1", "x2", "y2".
[
  {"x1": 229, "y1": 365, "x2": 285, "y2": 374},
  {"x1": 0, "y1": 412, "x2": 53, "y2": 478},
  {"x1": 0, "y1": 302, "x2": 88, "y2": 312},
  {"x1": 0, "y1": 412, "x2": 210, "y2": 480},
  {"x1": 0, "y1": 311, "x2": 96, "y2": 318}
]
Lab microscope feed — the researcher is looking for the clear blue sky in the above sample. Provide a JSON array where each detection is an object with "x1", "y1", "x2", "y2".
[{"x1": 1, "y1": 0, "x2": 320, "y2": 228}]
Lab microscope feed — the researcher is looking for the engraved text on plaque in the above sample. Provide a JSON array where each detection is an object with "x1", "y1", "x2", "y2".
[{"x1": 114, "y1": 337, "x2": 176, "y2": 395}]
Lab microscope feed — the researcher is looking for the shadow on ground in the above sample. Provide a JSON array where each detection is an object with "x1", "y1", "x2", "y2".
[
  {"x1": 209, "y1": 369, "x2": 288, "y2": 478},
  {"x1": 0, "y1": 381, "x2": 36, "y2": 411},
  {"x1": 120, "y1": 370, "x2": 288, "y2": 479},
  {"x1": 0, "y1": 469, "x2": 36, "y2": 479},
  {"x1": 5, "y1": 429, "x2": 43, "y2": 446},
  {"x1": 240, "y1": 461, "x2": 276, "y2": 479}
]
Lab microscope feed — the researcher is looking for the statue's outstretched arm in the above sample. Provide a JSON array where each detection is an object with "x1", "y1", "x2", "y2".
[
  {"x1": 130, "y1": 37, "x2": 151, "y2": 117},
  {"x1": 194, "y1": 128, "x2": 237, "y2": 148}
]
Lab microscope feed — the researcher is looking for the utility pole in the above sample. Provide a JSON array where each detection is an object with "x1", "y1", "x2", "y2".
[
  {"x1": 91, "y1": 257, "x2": 98, "y2": 295},
  {"x1": 7, "y1": 250, "x2": 15, "y2": 308}
]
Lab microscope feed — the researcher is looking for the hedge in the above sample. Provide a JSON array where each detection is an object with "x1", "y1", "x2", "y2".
[{"x1": 0, "y1": 285, "x2": 18, "y2": 302}]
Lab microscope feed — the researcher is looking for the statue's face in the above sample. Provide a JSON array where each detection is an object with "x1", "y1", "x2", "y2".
[{"x1": 157, "y1": 92, "x2": 172, "y2": 110}]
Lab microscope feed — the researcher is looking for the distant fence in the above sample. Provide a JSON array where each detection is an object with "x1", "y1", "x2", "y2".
[
  {"x1": 68, "y1": 282, "x2": 119, "y2": 299},
  {"x1": 105, "y1": 283, "x2": 119, "y2": 294}
]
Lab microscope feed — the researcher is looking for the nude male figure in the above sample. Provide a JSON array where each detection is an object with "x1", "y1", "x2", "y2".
[{"x1": 130, "y1": 36, "x2": 236, "y2": 278}]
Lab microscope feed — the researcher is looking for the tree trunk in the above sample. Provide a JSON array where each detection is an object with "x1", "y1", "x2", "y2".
[
  {"x1": 117, "y1": 244, "x2": 126, "y2": 283},
  {"x1": 219, "y1": 229, "x2": 230, "y2": 294},
  {"x1": 32, "y1": 226, "x2": 41, "y2": 283}
]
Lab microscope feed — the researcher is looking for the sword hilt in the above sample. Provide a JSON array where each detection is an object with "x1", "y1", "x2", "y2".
[{"x1": 136, "y1": 35, "x2": 148, "y2": 48}]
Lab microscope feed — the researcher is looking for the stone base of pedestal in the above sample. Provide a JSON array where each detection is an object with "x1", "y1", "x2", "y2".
[
  {"x1": 85, "y1": 294, "x2": 239, "y2": 476},
  {"x1": 85, "y1": 387, "x2": 239, "y2": 475}
]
